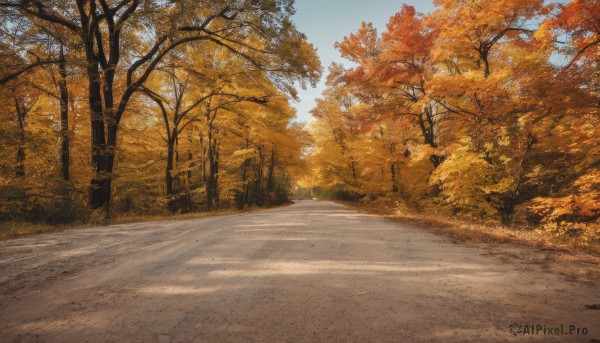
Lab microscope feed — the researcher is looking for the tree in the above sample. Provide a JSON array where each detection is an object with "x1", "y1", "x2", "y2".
[
  {"x1": 0, "y1": 0, "x2": 320, "y2": 218},
  {"x1": 552, "y1": 0, "x2": 600, "y2": 69},
  {"x1": 308, "y1": 0, "x2": 598, "y2": 241}
]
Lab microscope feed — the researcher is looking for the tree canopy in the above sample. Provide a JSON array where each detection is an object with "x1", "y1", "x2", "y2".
[
  {"x1": 0, "y1": 0, "x2": 321, "y2": 221},
  {"x1": 308, "y1": 0, "x2": 599, "y2": 243}
]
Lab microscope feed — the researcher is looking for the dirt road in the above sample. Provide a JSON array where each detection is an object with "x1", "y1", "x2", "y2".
[{"x1": 0, "y1": 200, "x2": 598, "y2": 342}]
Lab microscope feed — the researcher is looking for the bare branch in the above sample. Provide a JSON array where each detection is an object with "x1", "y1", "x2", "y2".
[
  {"x1": 1, "y1": 59, "x2": 61, "y2": 85},
  {"x1": 564, "y1": 38, "x2": 600, "y2": 69},
  {"x1": 0, "y1": 1, "x2": 80, "y2": 32}
]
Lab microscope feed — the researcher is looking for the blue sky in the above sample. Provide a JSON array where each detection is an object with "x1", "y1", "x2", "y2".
[{"x1": 291, "y1": 1, "x2": 436, "y2": 122}]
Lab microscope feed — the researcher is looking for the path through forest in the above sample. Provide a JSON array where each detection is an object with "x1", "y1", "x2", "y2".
[{"x1": 0, "y1": 200, "x2": 598, "y2": 342}]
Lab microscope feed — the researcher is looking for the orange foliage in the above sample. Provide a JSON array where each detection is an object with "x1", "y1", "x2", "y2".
[{"x1": 309, "y1": 1, "x2": 599, "y2": 244}]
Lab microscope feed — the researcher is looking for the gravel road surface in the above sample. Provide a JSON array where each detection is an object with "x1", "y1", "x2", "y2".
[{"x1": 0, "y1": 200, "x2": 598, "y2": 342}]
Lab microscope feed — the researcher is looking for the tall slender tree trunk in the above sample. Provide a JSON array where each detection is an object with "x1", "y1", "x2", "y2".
[
  {"x1": 58, "y1": 46, "x2": 70, "y2": 181},
  {"x1": 14, "y1": 98, "x2": 25, "y2": 178},
  {"x1": 214, "y1": 140, "x2": 220, "y2": 208},
  {"x1": 202, "y1": 148, "x2": 207, "y2": 183},
  {"x1": 238, "y1": 159, "x2": 249, "y2": 209},
  {"x1": 166, "y1": 140, "x2": 175, "y2": 196},
  {"x1": 255, "y1": 146, "x2": 264, "y2": 205},
  {"x1": 165, "y1": 129, "x2": 179, "y2": 212},
  {"x1": 206, "y1": 123, "x2": 215, "y2": 210},
  {"x1": 78, "y1": 0, "x2": 109, "y2": 213},
  {"x1": 79, "y1": 1, "x2": 124, "y2": 219},
  {"x1": 166, "y1": 129, "x2": 179, "y2": 195},
  {"x1": 101, "y1": 124, "x2": 119, "y2": 217},
  {"x1": 86, "y1": 47, "x2": 108, "y2": 211}
]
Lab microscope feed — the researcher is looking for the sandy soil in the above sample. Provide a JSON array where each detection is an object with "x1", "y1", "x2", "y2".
[{"x1": 0, "y1": 200, "x2": 598, "y2": 342}]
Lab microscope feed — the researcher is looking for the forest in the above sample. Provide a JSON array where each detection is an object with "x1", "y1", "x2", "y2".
[
  {"x1": 0, "y1": 0, "x2": 321, "y2": 224},
  {"x1": 0, "y1": 0, "x2": 598, "y2": 247},
  {"x1": 306, "y1": 0, "x2": 599, "y2": 245}
]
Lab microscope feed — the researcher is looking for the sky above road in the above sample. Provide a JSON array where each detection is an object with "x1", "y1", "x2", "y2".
[{"x1": 291, "y1": 1, "x2": 436, "y2": 122}]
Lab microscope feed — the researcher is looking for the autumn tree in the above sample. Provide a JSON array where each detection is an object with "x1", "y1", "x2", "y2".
[
  {"x1": 0, "y1": 0, "x2": 320, "y2": 218},
  {"x1": 309, "y1": 1, "x2": 598, "y2": 242}
]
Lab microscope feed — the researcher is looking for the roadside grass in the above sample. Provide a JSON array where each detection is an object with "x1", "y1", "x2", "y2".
[
  {"x1": 0, "y1": 205, "x2": 273, "y2": 241},
  {"x1": 340, "y1": 201, "x2": 600, "y2": 257}
]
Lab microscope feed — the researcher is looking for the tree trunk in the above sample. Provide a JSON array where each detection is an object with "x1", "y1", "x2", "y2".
[
  {"x1": 102, "y1": 123, "x2": 119, "y2": 218},
  {"x1": 418, "y1": 107, "x2": 435, "y2": 148},
  {"x1": 254, "y1": 146, "x2": 264, "y2": 205},
  {"x1": 58, "y1": 46, "x2": 70, "y2": 181},
  {"x1": 80, "y1": 0, "x2": 121, "y2": 219},
  {"x1": 214, "y1": 140, "x2": 220, "y2": 208},
  {"x1": 417, "y1": 106, "x2": 445, "y2": 168},
  {"x1": 86, "y1": 37, "x2": 109, "y2": 211},
  {"x1": 14, "y1": 98, "x2": 25, "y2": 178},
  {"x1": 166, "y1": 140, "x2": 175, "y2": 196},
  {"x1": 238, "y1": 158, "x2": 249, "y2": 209},
  {"x1": 165, "y1": 129, "x2": 178, "y2": 212},
  {"x1": 206, "y1": 125, "x2": 215, "y2": 210},
  {"x1": 200, "y1": 132, "x2": 207, "y2": 184},
  {"x1": 481, "y1": 49, "x2": 490, "y2": 78}
]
